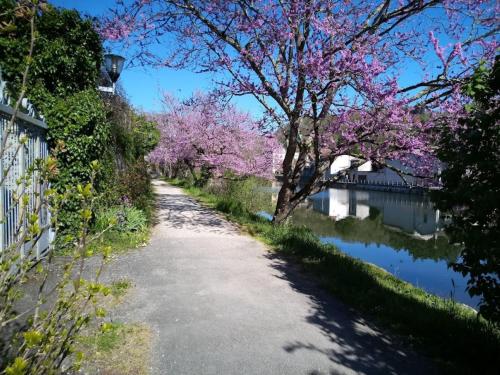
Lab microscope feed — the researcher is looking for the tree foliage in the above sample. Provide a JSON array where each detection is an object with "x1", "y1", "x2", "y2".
[
  {"x1": 149, "y1": 93, "x2": 278, "y2": 184},
  {"x1": 102, "y1": 0, "x2": 497, "y2": 223},
  {"x1": 104, "y1": 93, "x2": 159, "y2": 167},
  {"x1": 432, "y1": 59, "x2": 500, "y2": 323},
  {"x1": 0, "y1": 1, "x2": 102, "y2": 97}
]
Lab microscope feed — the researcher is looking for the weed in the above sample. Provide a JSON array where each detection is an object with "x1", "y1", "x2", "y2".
[{"x1": 111, "y1": 279, "x2": 132, "y2": 299}]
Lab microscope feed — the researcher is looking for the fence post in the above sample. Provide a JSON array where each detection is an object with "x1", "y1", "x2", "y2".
[{"x1": 1, "y1": 73, "x2": 49, "y2": 257}]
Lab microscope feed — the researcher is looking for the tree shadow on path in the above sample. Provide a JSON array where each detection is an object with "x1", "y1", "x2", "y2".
[
  {"x1": 155, "y1": 193, "x2": 237, "y2": 236},
  {"x1": 264, "y1": 253, "x2": 436, "y2": 375}
]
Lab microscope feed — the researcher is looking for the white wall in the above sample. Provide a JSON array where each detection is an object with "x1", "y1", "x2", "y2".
[
  {"x1": 348, "y1": 159, "x2": 421, "y2": 185},
  {"x1": 327, "y1": 155, "x2": 371, "y2": 178}
]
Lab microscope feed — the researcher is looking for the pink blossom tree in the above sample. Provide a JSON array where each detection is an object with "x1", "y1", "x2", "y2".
[
  {"x1": 102, "y1": 0, "x2": 497, "y2": 223},
  {"x1": 149, "y1": 93, "x2": 278, "y2": 182}
]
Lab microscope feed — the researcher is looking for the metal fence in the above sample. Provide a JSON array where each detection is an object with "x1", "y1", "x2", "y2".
[{"x1": 0, "y1": 73, "x2": 51, "y2": 258}]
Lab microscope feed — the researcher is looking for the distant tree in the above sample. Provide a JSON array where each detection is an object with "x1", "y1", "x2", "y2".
[
  {"x1": 432, "y1": 58, "x2": 499, "y2": 323},
  {"x1": 149, "y1": 93, "x2": 278, "y2": 184},
  {"x1": 104, "y1": 92, "x2": 160, "y2": 169}
]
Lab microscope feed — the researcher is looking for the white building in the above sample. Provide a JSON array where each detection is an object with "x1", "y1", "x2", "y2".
[
  {"x1": 327, "y1": 156, "x2": 427, "y2": 186},
  {"x1": 273, "y1": 148, "x2": 433, "y2": 187}
]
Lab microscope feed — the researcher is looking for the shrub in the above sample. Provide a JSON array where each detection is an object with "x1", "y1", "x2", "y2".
[
  {"x1": 207, "y1": 176, "x2": 273, "y2": 214},
  {"x1": 41, "y1": 90, "x2": 112, "y2": 188},
  {"x1": 0, "y1": 159, "x2": 112, "y2": 375},
  {"x1": 0, "y1": 3, "x2": 102, "y2": 97},
  {"x1": 433, "y1": 60, "x2": 500, "y2": 323}
]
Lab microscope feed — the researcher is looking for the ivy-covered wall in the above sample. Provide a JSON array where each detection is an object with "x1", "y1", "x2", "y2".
[{"x1": 0, "y1": 2, "x2": 158, "y2": 232}]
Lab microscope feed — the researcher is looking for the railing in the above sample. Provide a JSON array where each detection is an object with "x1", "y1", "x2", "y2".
[
  {"x1": 0, "y1": 72, "x2": 51, "y2": 258},
  {"x1": 337, "y1": 175, "x2": 429, "y2": 188}
]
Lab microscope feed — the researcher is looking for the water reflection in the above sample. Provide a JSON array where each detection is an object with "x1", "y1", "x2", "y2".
[
  {"x1": 310, "y1": 189, "x2": 443, "y2": 238},
  {"x1": 265, "y1": 185, "x2": 478, "y2": 307}
]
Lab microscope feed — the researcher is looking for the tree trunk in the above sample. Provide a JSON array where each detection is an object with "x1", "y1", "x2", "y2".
[
  {"x1": 186, "y1": 161, "x2": 198, "y2": 183},
  {"x1": 272, "y1": 162, "x2": 326, "y2": 224},
  {"x1": 272, "y1": 182, "x2": 298, "y2": 224}
]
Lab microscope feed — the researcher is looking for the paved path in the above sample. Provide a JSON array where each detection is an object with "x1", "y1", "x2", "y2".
[{"x1": 106, "y1": 180, "x2": 433, "y2": 375}]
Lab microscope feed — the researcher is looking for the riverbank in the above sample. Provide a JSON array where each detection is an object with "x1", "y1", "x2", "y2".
[{"x1": 167, "y1": 177, "x2": 500, "y2": 374}]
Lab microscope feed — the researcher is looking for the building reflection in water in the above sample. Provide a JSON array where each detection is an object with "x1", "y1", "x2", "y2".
[{"x1": 308, "y1": 188, "x2": 442, "y2": 239}]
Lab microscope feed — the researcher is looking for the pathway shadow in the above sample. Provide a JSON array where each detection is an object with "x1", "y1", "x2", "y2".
[
  {"x1": 264, "y1": 253, "x2": 435, "y2": 375},
  {"x1": 155, "y1": 194, "x2": 236, "y2": 235}
]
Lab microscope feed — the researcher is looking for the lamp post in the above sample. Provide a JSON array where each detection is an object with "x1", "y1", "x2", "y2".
[{"x1": 99, "y1": 53, "x2": 125, "y2": 94}]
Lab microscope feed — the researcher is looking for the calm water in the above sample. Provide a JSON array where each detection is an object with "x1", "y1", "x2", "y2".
[{"x1": 262, "y1": 186, "x2": 479, "y2": 308}]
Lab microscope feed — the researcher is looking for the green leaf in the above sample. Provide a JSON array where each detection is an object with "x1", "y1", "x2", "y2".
[
  {"x1": 23, "y1": 330, "x2": 43, "y2": 348},
  {"x1": 5, "y1": 357, "x2": 28, "y2": 375}
]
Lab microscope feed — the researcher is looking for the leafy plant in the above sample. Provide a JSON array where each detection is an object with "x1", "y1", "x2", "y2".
[
  {"x1": 0, "y1": 158, "x2": 113, "y2": 374},
  {"x1": 42, "y1": 90, "x2": 112, "y2": 188},
  {"x1": 95, "y1": 206, "x2": 147, "y2": 233}
]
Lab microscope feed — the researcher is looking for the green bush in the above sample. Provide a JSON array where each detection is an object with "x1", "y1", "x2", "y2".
[
  {"x1": 36, "y1": 90, "x2": 113, "y2": 235},
  {"x1": 110, "y1": 160, "x2": 156, "y2": 222},
  {"x1": 207, "y1": 176, "x2": 273, "y2": 214},
  {"x1": 0, "y1": 3, "x2": 102, "y2": 97}
]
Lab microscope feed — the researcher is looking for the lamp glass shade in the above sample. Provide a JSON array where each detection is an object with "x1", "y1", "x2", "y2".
[{"x1": 104, "y1": 54, "x2": 125, "y2": 83}]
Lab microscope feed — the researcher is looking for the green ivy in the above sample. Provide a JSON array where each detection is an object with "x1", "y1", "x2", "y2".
[
  {"x1": 0, "y1": 1, "x2": 102, "y2": 97},
  {"x1": 37, "y1": 89, "x2": 111, "y2": 188}
]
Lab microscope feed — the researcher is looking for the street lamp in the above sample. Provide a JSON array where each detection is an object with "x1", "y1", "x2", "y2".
[{"x1": 99, "y1": 53, "x2": 125, "y2": 94}]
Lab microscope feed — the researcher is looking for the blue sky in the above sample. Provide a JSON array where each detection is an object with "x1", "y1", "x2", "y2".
[
  {"x1": 49, "y1": 1, "x2": 488, "y2": 116},
  {"x1": 51, "y1": 0, "x2": 263, "y2": 115}
]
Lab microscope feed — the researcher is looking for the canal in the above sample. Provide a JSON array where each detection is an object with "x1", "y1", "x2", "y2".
[{"x1": 260, "y1": 185, "x2": 478, "y2": 308}]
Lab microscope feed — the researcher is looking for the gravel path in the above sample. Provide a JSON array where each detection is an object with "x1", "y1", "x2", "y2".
[{"x1": 105, "y1": 180, "x2": 434, "y2": 375}]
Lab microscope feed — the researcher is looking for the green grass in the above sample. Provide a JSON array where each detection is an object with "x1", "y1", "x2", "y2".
[
  {"x1": 79, "y1": 322, "x2": 125, "y2": 353},
  {"x1": 168, "y1": 177, "x2": 500, "y2": 374},
  {"x1": 86, "y1": 227, "x2": 150, "y2": 256}
]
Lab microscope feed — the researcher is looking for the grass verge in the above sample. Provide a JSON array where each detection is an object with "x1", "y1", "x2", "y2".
[
  {"x1": 88, "y1": 229, "x2": 150, "y2": 255},
  {"x1": 168, "y1": 177, "x2": 500, "y2": 374},
  {"x1": 77, "y1": 322, "x2": 152, "y2": 375}
]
